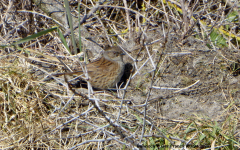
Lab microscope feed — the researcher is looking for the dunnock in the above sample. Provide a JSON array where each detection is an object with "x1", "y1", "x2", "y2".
[{"x1": 54, "y1": 46, "x2": 125, "y2": 89}]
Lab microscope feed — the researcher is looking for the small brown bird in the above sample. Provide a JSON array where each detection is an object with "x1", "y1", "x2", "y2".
[{"x1": 55, "y1": 46, "x2": 125, "y2": 89}]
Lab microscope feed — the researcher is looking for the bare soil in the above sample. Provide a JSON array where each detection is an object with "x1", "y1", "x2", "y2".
[{"x1": 125, "y1": 31, "x2": 240, "y2": 122}]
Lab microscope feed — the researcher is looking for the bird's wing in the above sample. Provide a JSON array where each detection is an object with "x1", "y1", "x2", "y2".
[
  {"x1": 52, "y1": 57, "x2": 114, "y2": 76},
  {"x1": 86, "y1": 57, "x2": 115, "y2": 72}
]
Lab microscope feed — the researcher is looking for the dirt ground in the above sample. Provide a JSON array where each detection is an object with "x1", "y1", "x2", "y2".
[{"x1": 122, "y1": 30, "x2": 240, "y2": 122}]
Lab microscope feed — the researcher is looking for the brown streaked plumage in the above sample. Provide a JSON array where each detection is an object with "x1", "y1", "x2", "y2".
[{"x1": 55, "y1": 46, "x2": 125, "y2": 89}]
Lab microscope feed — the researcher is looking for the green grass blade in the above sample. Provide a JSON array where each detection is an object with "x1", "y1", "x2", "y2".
[
  {"x1": 57, "y1": 28, "x2": 71, "y2": 53},
  {"x1": 12, "y1": 27, "x2": 57, "y2": 46}
]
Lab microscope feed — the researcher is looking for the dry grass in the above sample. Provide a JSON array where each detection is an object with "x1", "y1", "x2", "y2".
[{"x1": 0, "y1": 0, "x2": 240, "y2": 149}]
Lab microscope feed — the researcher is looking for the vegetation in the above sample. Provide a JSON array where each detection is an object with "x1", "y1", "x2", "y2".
[{"x1": 0, "y1": 0, "x2": 239, "y2": 149}]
